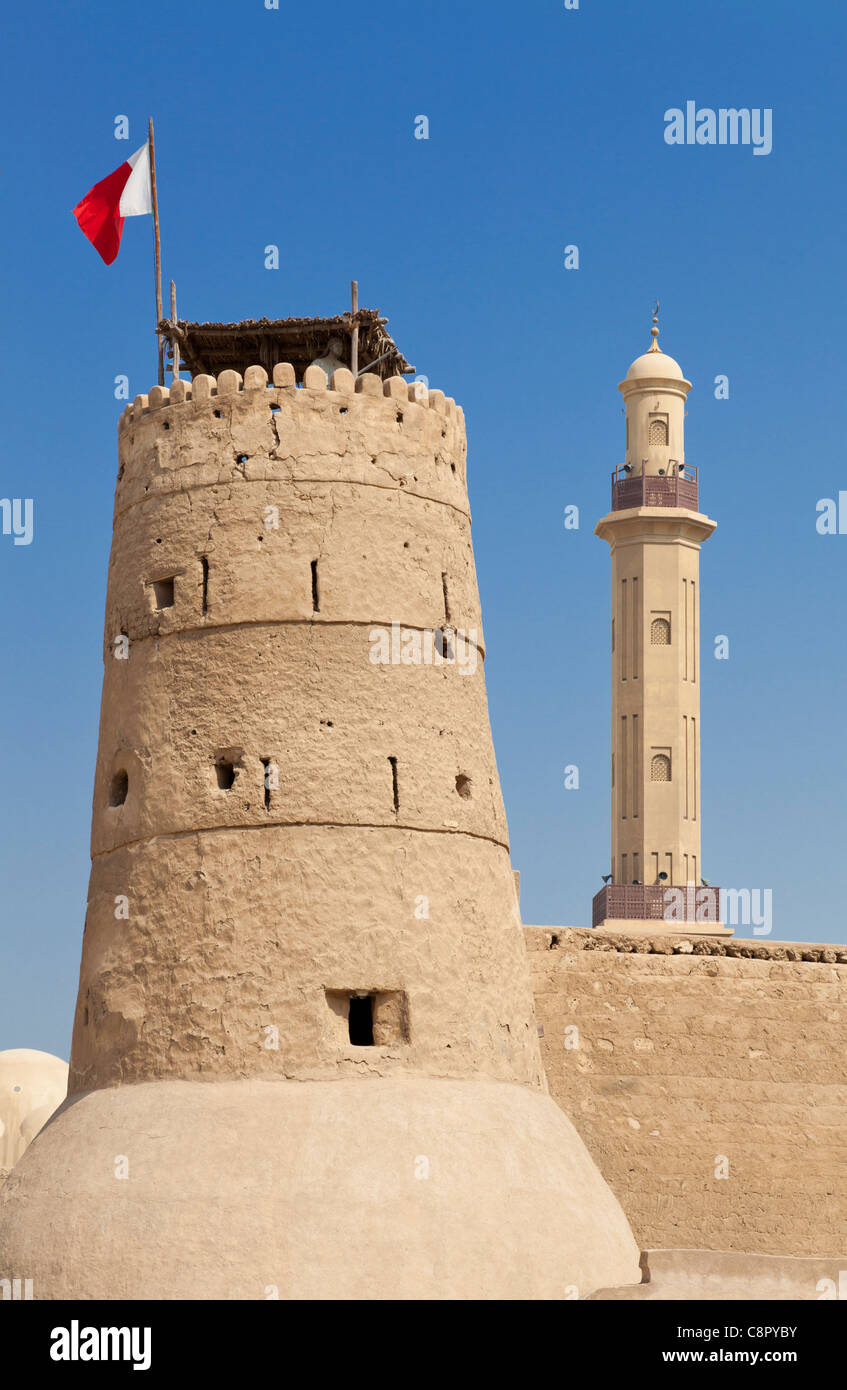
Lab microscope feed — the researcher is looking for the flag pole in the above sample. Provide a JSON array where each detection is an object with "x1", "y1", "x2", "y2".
[
  {"x1": 148, "y1": 117, "x2": 164, "y2": 387},
  {"x1": 350, "y1": 279, "x2": 359, "y2": 376}
]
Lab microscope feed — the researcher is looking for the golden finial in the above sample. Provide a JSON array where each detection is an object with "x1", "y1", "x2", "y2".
[{"x1": 648, "y1": 300, "x2": 661, "y2": 352}]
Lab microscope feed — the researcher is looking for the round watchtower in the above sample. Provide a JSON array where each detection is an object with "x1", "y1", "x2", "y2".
[{"x1": 0, "y1": 361, "x2": 640, "y2": 1299}]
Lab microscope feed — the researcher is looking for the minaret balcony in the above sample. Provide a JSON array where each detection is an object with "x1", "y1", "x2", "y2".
[
  {"x1": 592, "y1": 883, "x2": 722, "y2": 929},
  {"x1": 611, "y1": 463, "x2": 698, "y2": 512}
]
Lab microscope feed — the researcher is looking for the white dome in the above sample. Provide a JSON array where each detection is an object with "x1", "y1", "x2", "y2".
[
  {"x1": 625, "y1": 348, "x2": 685, "y2": 381},
  {"x1": 0, "y1": 1049, "x2": 68, "y2": 1180}
]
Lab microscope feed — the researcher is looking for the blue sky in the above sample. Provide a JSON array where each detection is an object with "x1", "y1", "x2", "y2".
[{"x1": 2, "y1": 0, "x2": 846, "y2": 1057}]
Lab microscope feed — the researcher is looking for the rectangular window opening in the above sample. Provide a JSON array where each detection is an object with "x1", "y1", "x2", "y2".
[
  {"x1": 215, "y1": 760, "x2": 236, "y2": 790},
  {"x1": 326, "y1": 988, "x2": 410, "y2": 1048},
  {"x1": 152, "y1": 577, "x2": 175, "y2": 610}
]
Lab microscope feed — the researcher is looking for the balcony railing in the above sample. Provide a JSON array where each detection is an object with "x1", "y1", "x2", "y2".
[
  {"x1": 592, "y1": 883, "x2": 722, "y2": 929},
  {"x1": 611, "y1": 462, "x2": 698, "y2": 512}
]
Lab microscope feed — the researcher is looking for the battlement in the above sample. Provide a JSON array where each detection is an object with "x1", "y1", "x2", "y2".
[
  {"x1": 114, "y1": 359, "x2": 471, "y2": 547},
  {"x1": 119, "y1": 364, "x2": 462, "y2": 430},
  {"x1": 526, "y1": 924, "x2": 847, "y2": 964}
]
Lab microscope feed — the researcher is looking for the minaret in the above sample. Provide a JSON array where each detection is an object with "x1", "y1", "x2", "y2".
[
  {"x1": 593, "y1": 311, "x2": 726, "y2": 934},
  {"x1": 0, "y1": 327, "x2": 640, "y2": 1299}
]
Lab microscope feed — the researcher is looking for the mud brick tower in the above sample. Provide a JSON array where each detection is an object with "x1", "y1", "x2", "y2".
[
  {"x1": 0, "y1": 313, "x2": 639, "y2": 1299},
  {"x1": 593, "y1": 314, "x2": 726, "y2": 934}
]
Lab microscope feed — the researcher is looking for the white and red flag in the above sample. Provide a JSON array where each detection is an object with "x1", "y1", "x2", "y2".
[{"x1": 73, "y1": 141, "x2": 153, "y2": 264}]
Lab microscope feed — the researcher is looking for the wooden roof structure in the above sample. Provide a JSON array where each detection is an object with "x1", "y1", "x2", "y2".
[{"x1": 156, "y1": 308, "x2": 415, "y2": 383}]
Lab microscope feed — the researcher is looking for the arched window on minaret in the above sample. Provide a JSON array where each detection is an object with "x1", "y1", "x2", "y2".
[
  {"x1": 651, "y1": 616, "x2": 671, "y2": 645},
  {"x1": 651, "y1": 753, "x2": 671, "y2": 782},
  {"x1": 648, "y1": 417, "x2": 668, "y2": 446}
]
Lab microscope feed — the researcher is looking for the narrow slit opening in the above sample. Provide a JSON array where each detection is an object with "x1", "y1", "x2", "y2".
[
  {"x1": 201, "y1": 557, "x2": 209, "y2": 616},
  {"x1": 389, "y1": 756, "x2": 399, "y2": 812},
  {"x1": 442, "y1": 572, "x2": 451, "y2": 622},
  {"x1": 311, "y1": 559, "x2": 320, "y2": 612},
  {"x1": 436, "y1": 629, "x2": 454, "y2": 661}
]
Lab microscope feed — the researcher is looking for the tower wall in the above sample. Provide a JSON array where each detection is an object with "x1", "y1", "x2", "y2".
[{"x1": 71, "y1": 367, "x2": 541, "y2": 1092}]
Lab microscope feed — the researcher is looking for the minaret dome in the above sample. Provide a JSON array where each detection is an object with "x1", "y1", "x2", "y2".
[{"x1": 619, "y1": 309, "x2": 691, "y2": 479}]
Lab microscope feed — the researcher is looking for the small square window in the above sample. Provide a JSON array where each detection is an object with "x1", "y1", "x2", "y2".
[
  {"x1": 326, "y1": 989, "x2": 409, "y2": 1047},
  {"x1": 151, "y1": 577, "x2": 175, "y2": 610}
]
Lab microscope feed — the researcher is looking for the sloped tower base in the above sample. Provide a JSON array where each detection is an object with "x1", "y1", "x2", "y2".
[{"x1": 0, "y1": 1077, "x2": 641, "y2": 1300}]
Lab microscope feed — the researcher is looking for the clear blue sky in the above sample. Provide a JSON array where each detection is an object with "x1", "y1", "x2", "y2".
[{"x1": 3, "y1": 0, "x2": 846, "y2": 1058}]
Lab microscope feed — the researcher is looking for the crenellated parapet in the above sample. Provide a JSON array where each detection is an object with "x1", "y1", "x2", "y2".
[
  {"x1": 108, "y1": 366, "x2": 477, "y2": 645},
  {"x1": 116, "y1": 366, "x2": 466, "y2": 510}
]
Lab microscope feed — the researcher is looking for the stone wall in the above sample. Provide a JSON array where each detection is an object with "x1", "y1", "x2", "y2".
[{"x1": 527, "y1": 927, "x2": 847, "y2": 1257}]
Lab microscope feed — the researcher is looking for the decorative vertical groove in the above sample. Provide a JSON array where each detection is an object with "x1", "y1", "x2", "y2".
[
  {"x1": 691, "y1": 580, "x2": 697, "y2": 685},
  {"x1": 692, "y1": 717, "x2": 697, "y2": 822}
]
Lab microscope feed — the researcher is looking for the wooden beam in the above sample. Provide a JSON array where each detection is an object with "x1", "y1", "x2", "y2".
[
  {"x1": 148, "y1": 118, "x2": 164, "y2": 387},
  {"x1": 157, "y1": 319, "x2": 205, "y2": 377},
  {"x1": 169, "y1": 281, "x2": 180, "y2": 381}
]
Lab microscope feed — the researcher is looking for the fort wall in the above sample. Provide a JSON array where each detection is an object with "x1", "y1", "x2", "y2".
[{"x1": 527, "y1": 926, "x2": 847, "y2": 1256}]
